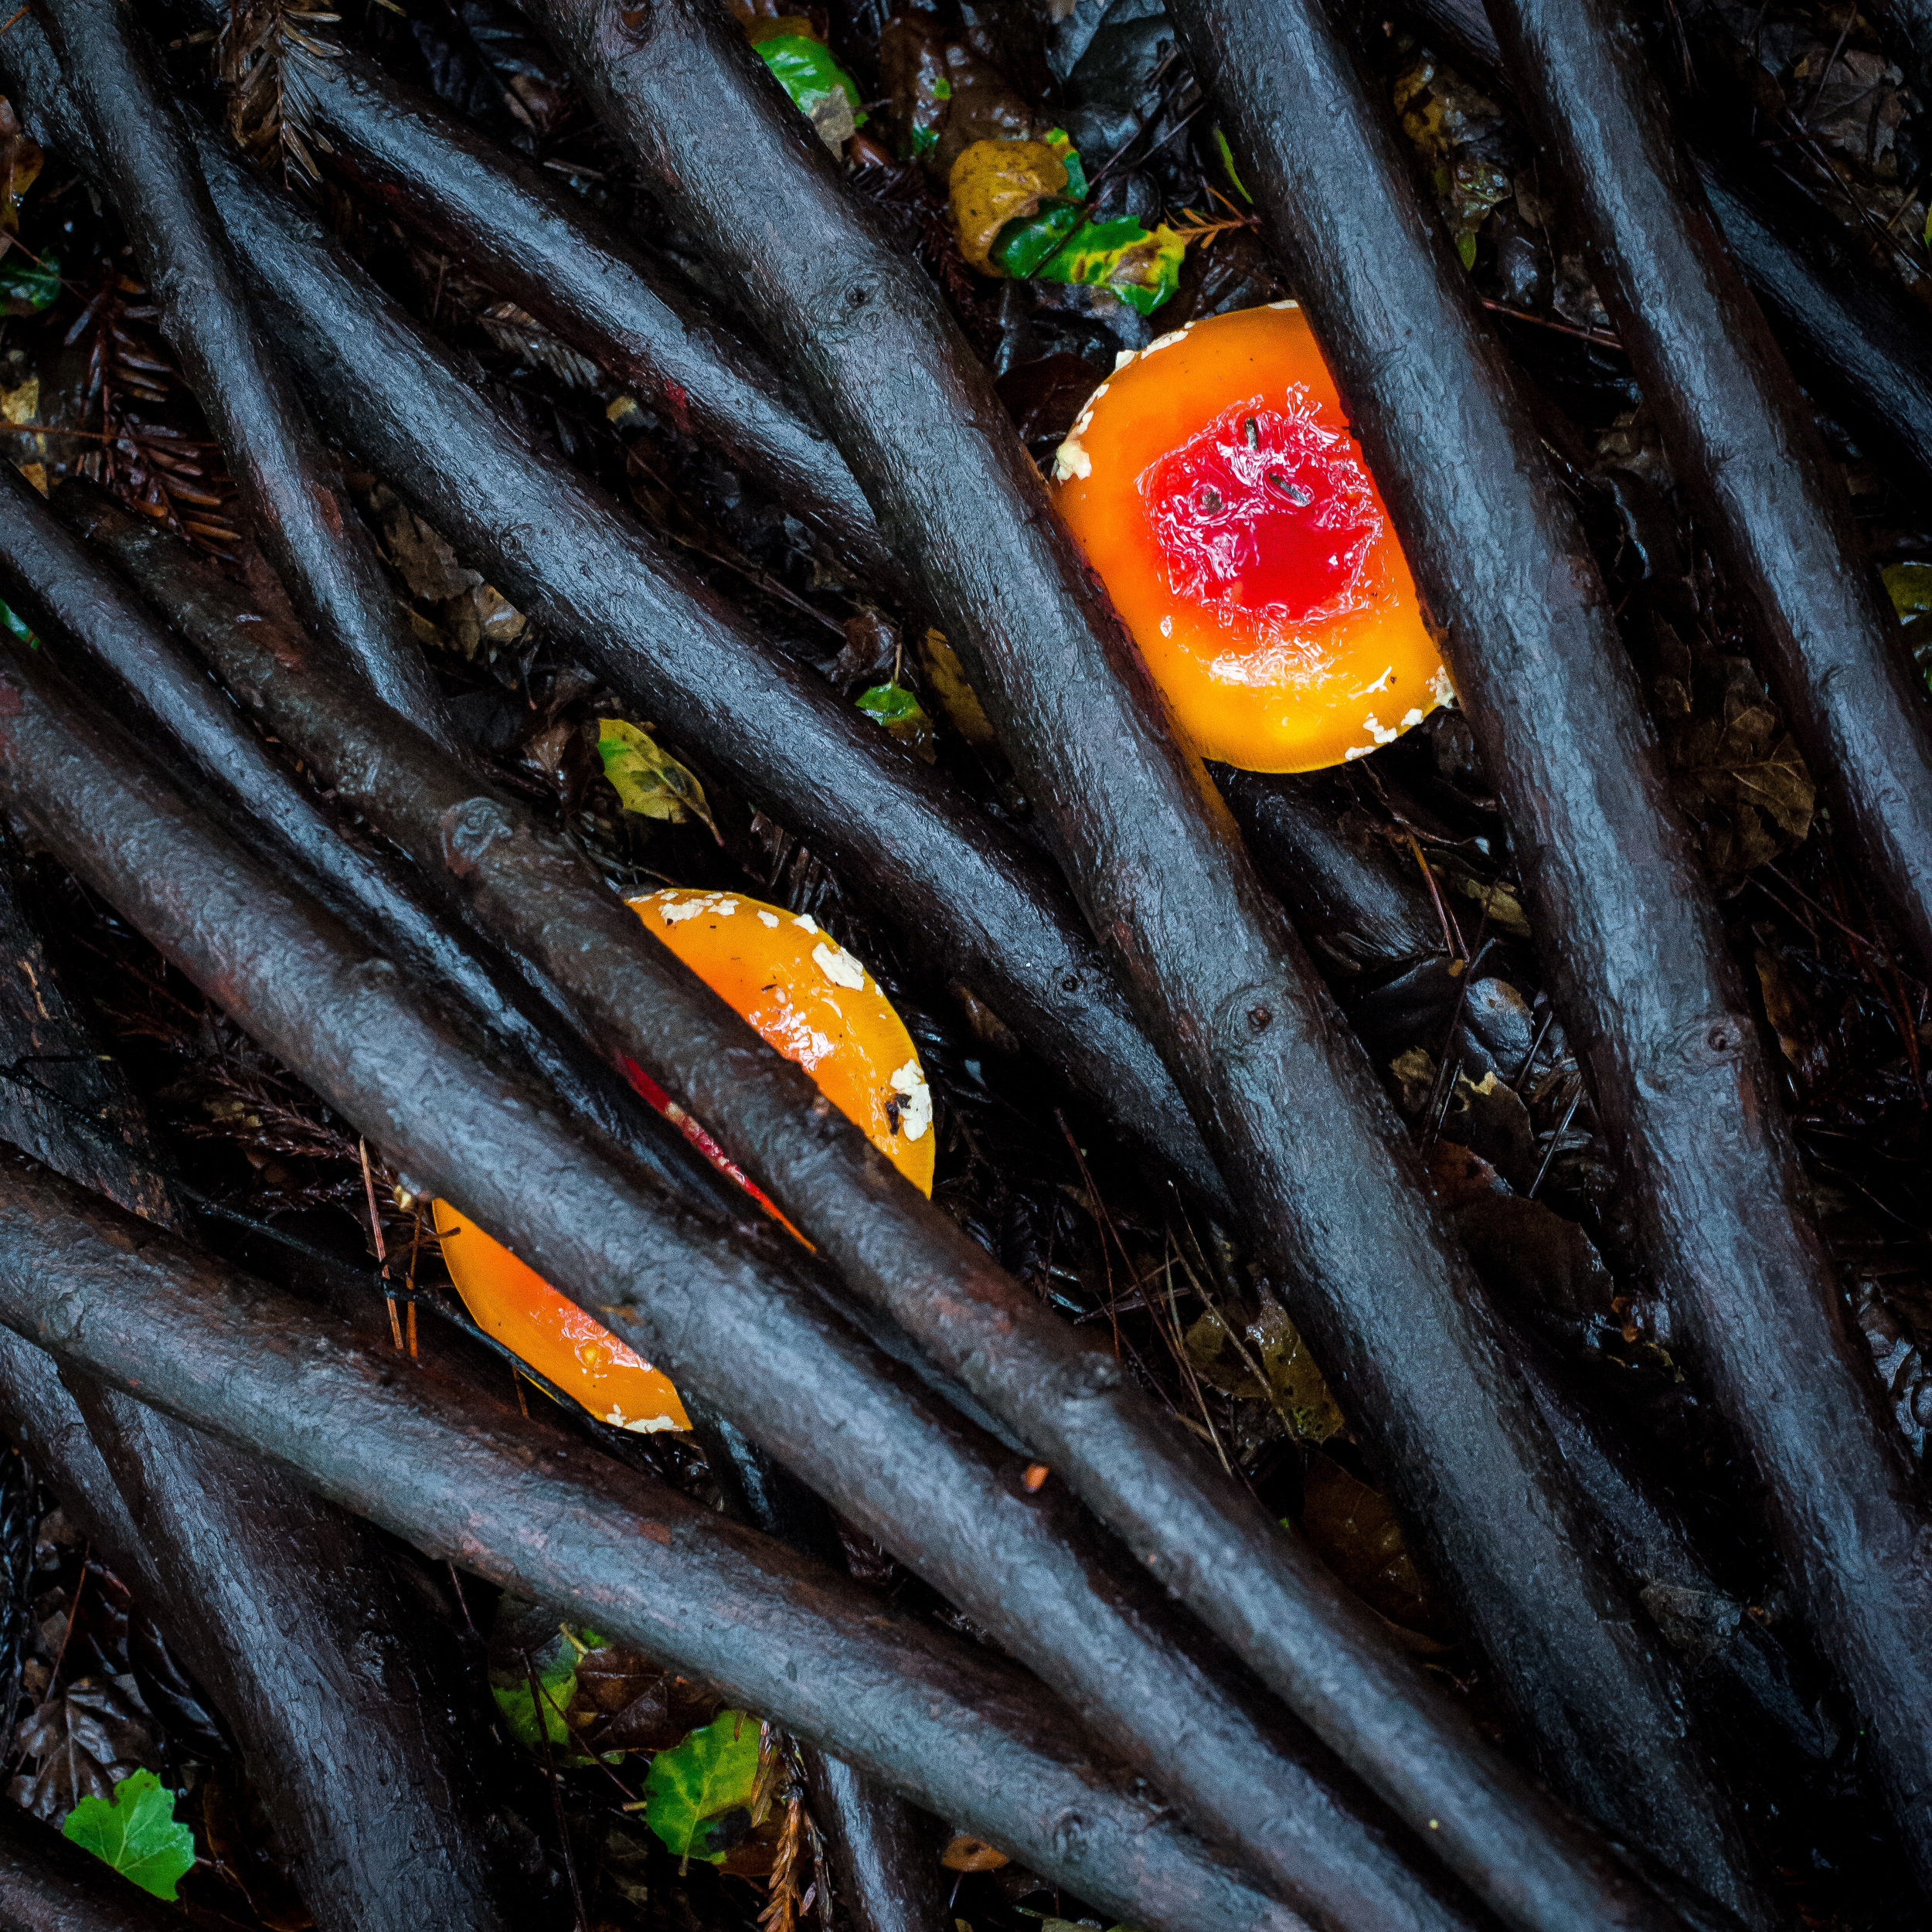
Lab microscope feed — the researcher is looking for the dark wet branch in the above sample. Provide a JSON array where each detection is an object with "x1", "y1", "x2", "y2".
[
  {"x1": 1174, "y1": 0, "x2": 1932, "y2": 1910},
  {"x1": 0, "y1": 802, "x2": 526, "y2": 1932},
  {"x1": 33, "y1": 0, "x2": 457, "y2": 749},
  {"x1": 0, "y1": 1145, "x2": 1308, "y2": 1932},
  {"x1": 30, "y1": 413, "x2": 1668, "y2": 1932},
  {"x1": 1399, "y1": 0, "x2": 1932, "y2": 502},
  {"x1": 509, "y1": 3, "x2": 1751, "y2": 1924},
  {"x1": 0, "y1": 464, "x2": 743, "y2": 1228},
  {"x1": 1477, "y1": 0, "x2": 1932, "y2": 1892},
  {"x1": 1213, "y1": 770, "x2": 1444, "y2": 976},
  {"x1": 1482, "y1": 2, "x2": 1932, "y2": 979},
  {"x1": 0, "y1": 616, "x2": 1497, "y2": 1932},
  {"x1": 159, "y1": 108, "x2": 1230, "y2": 1209},
  {"x1": 686, "y1": 1403, "x2": 948, "y2": 1932},
  {"x1": 277, "y1": 36, "x2": 903, "y2": 594}
]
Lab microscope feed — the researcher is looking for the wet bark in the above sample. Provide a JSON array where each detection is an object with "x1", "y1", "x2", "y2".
[
  {"x1": 0, "y1": 1148, "x2": 1326, "y2": 1932},
  {"x1": 689, "y1": 1404, "x2": 948, "y2": 1932},
  {"x1": 1485, "y1": 0, "x2": 1932, "y2": 982},
  {"x1": 511, "y1": 2, "x2": 1760, "y2": 1922},
  {"x1": 274, "y1": 38, "x2": 900, "y2": 590},
  {"x1": 30, "y1": 400, "x2": 1689, "y2": 1932},
  {"x1": 0, "y1": 464, "x2": 739, "y2": 1224},
  {"x1": 1397, "y1": 0, "x2": 1932, "y2": 502},
  {"x1": 33, "y1": 0, "x2": 456, "y2": 747},
  {"x1": 0, "y1": 807, "x2": 523, "y2": 1932},
  {"x1": 1175, "y1": 0, "x2": 1932, "y2": 1909},
  {"x1": 0, "y1": 622, "x2": 1492, "y2": 1932}
]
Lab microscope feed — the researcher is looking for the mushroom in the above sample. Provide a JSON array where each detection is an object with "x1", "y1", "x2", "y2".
[
  {"x1": 1053, "y1": 304, "x2": 1451, "y2": 772},
  {"x1": 434, "y1": 890, "x2": 934, "y2": 1432}
]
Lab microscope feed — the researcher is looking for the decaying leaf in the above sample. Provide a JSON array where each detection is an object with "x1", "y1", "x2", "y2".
[
  {"x1": 477, "y1": 301, "x2": 602, "y2": 390},
  {"x1": 856, "y1": 682, "x2": 937, "y2": 762},
  {"x1": 9, "y1": 1676, "x2": 158, "y2": 1824},
  {"x1": 488, "y1": 1597, "x2": 719, "y2": 1768},
  {"x1": 916, "y1": 628, "x2": 998, "y2": 747},
  {"x1": 1388, "y1": 1045, "x2": 1439, "y2": 1117},
  {"x1": 62, "y1": 1769, "x2": 195, "y2": 1903},
  {"x1": 597, "y1": 719, "x2": 717, "y2": 835},
  {"x1": 1432, "y1": 865, "x2": 1532, "y2": 940},
  {"x1": 941, "y1": 1834, "x2": 1011, "y2": 1872},
  {"x1": 1451, "y1": 1191, "x2": 1616, "y2": 1325},
  {"x1": 1032, "y1": 216, "x2": 1185, "y2": 316},
  {"x1": 1298, "y1": 1457, "x2": 1447, "y2": 1641},
  {"x1": 360, "y1": 481, "x2": 529, "y2": 659},
  {"x1": 949, "y1": 138, "x2": 1071, "y2": 274},
  {"x1": 1655, "y1": 635, "x2": 1814, "y2": 883},
  {"x1": 1883, "y1": 560, "x2": 1932, "y2": 695},
  {"x1": 1, "y1": 373, "x2": 44, "y2": 496},
  {"x1": 1184, "y1": 1302, "x2": 1343, "y2": 1444},
  {"x1": 1440, "y1": 1068, "x2": 1536, "y2": 1189},
  {"x1": 879, "y1": 16, "x2": 1034, "y2": 174},
  {"x1": 642, "y1": 1709, "x2": 762, "y2": 1863},
  {"x1": 1393, "y1": 55, "x2": 1514, "y2": 270},
  {"x1": 0, "y1": 99, "x2": 43, "y2": 236}
]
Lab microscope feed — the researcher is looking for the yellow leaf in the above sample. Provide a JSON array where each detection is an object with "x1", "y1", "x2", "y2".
[
  {"x1": 917, "y1": 628, "x2": 998, "y2": 747},
  {"x1": 948, "y1": 138, "x2": 1069, "y2": 274},
  {"x1": 1184, "y1": 1303, "x2": 1343, "y2": 1444},
  {"x1": 597, "y1": 719, "x2": 716, "y2": 835}
]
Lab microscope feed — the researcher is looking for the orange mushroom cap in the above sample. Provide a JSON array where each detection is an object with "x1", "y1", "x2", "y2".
[
  {"x1": 435, "y1": 889, "x2": 934, "y2": 1432},
  {"x1": 1052, "y1": 302, "x2": 1451, "y2": 773}
]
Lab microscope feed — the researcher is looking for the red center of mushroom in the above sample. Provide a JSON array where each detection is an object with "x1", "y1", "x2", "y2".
[{"x1": 1141, "y1": 398, "x2": 1383, "y2": 624}]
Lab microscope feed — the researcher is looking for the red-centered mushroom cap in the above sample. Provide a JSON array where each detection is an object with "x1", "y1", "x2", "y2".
[{"x1": 1053, "y1": 303, "x2": 1452, "y2": 773}]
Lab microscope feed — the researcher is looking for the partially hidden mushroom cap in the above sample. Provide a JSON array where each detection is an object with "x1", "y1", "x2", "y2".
[
  {"x1": 628, "y1": 889, "x2": 935, "y2": 1200},
  {"x1": 432, "y1": 891, "x2": 934, "y2": 1438},
  {"x1": 1053, "y1": 303, "x2": 1452, "y2": 773}
]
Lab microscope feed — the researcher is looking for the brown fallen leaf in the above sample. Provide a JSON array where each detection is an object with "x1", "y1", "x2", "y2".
[
  {"x1": 1300, "y1": 1457, "x2": 1448, "y2": 1641},
  {"x1": 1184, "y1": 1301, "x2": 1343, "y2": 1444},
  {"x1": 1655, "y1": 633, "x2": 1814, "y2": 883},
  {"x1": 942, "y1": 1834, "x2": 1011, "y2": 1872},
  {"x1": 948, "y1": 138, "x2": 1070, "y2": 274},
  {"x1": 0, "y1": 98, "x2": 43, "y2": 239}
]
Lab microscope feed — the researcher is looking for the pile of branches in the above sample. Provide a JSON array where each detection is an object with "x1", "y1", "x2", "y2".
[{"x1": 0, "y1": 0, "x2": 1921, "y2": 1928}]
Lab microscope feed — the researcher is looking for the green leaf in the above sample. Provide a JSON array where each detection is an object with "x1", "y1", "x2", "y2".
[
  {"x1": 597, "y1": 718, "x2": 716, "y2": 835},
  {"x1": 61, "y1": 1770, "x2": 195, "y2": 1902},
  {"x1": 0, "y1": 248, "x2": 57, "y2": 313},
  {"x1": 856, "y1": 682, "x2": 937, "y2": 761},
  {"x1": 642, "y1": 1709, "x2": 761, "y2": 1863},
  {"x1": 987, "y1": 131, "x2": 1089, "y2": 280},
  {"x1": 1213, "y1": 127, "x2": 1251, "y2": 202},
  {"x1": 757, "y1": 35, "x2": 867, "y2": 149},
  {"x1": 0, "y1": 597, "x2": 37, "y2": 648},
  {"x1": 1045, "y1": 129, "x2": 1088, "y2": 199},
  {"x1": 1883, "y1": 561, "x2": 1932, "y2": 694},
  {"x1": 488, "y1": 1622, "x2": 618, "y2": 1766},
  {"x1": 991, "y1": 202, "x2": 1086, "y2": 278},
  {"x1": 1035, "y1": 218, "x2": 1184, "y2": 316},
  {"x1": 855, "y1": 682, "x2": 925, "y2": 726}
]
